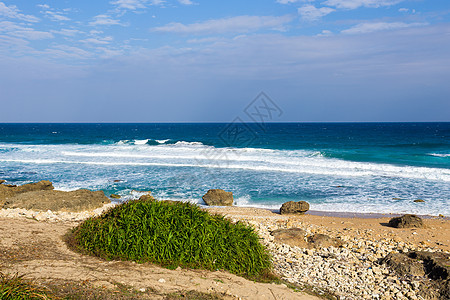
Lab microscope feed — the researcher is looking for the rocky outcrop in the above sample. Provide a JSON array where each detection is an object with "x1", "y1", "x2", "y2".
[
  {"x1": 271, "y1": 228, "x2": 308, "y2": 248},
  {"x1": 0, "y1": 180, "x2": 54, "y2": 202},
  {"x1": 202, "y1": 189, "x2": 233, "y2": 206},
  {"x1": 280, "y1": 201, "x2": 309, "y2": 215},
  {"x1": 110, "y1": 194, "x2": 121, "y2": 199},
  {"x1": 388, "y1": 214, "x2": 424, "y2": 228},
  {"x1": 380, "y1": 253, "x2": 426, "y2": 277},
  {"x1": 381, "y1": 251, "x2": 450, "y2": 299},
  {"x1": 2, "y1": 189, "x2": 110, "y2": 212},
  {"x1": 1, "y1": 180, "x2": 110, "y2": 212}
]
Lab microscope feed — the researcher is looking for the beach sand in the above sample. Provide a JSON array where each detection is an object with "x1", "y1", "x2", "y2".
[{"x1": 1, "y1": 205, "x2": 449, "y2": 299}]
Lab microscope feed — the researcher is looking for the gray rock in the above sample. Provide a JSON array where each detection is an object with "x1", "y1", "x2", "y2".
[
  {"x1": 0, "y1": 180, "x2": 54, "y2": 201},
  {"x1": 202, "y1": 189, "x2": 233, "y2": 206},
  {"x1": 280, "y1": 201, "x2": 309, "y2": 215},
  {"x1": 388, "y1": 214, "x2": 424, "y2": 228}
]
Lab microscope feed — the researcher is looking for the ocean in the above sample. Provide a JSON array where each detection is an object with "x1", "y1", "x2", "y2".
[{"x1": 0, "y1": 123, "x2": 449, "y2": 216}]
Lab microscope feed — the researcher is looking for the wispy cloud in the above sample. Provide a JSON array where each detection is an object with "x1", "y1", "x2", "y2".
[
  {"x1": 178, "y1": 0, "x2": 194, "y2": 5},
  {"x1": 51, "y1": 29, "x2": 83, "y2": 37},
  {"x1": 152, "y1": 15, "x2": 294, "y2": 34},
  {"x1": 323, "y1": 0, "x2": 404, "y2": 10},
  {"x1": 298, "y1": 5, "x2": 335, "y2": 21},
  {"x1": 80, "y1": 36, "x2": 114, "y2": 46},
  {"x1": 110, "y1": 0, "x2": 148, "y2": 10},
  {"x1": 90, "y1": 14, "x2": 122, "y2": 26},
  {"x1": 0, "y1": 21, "x2": 53, "y2": 40},
  {"x1": 0, "y1": 2, "x2": 39, "y2": 22},
  {"x1": 341, "y1": 21, "x2": 427, "y2": 34}
]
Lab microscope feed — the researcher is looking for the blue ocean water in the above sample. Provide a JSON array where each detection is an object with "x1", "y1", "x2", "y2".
[{"x1": 0, "y1": 123, "x2": 449, "y2": 216}]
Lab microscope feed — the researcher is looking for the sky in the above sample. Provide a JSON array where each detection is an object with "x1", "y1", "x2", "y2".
[{"x1": 0, "y1": 0, "x2": 449, "y2": 122}]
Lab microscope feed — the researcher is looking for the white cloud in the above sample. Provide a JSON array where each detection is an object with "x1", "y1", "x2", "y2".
[
  {"x1": 90, "y1": 14, "x2": 121, "y2": 26},
  {"x1": 178, "y1": 0, "x2": 194, "y2": 5},
  {"x1": 110, "y1": 0, "x2": 147, "y2": 10},
  {"x1": 44, "y1": 10, "x2": 70, "y2": 21},
  {"x1": 80, "y1": 36, "x2": 114, "y2": 45},
  {"x1": 152, "y1": 15, "x2": 294, "y2": 34},
  {"x1": 51, "y1": 29, "x2": 82, "y2": 36},
  {"x1": 44, "y1": 45, "x2": 92, "y2": 59},
  {"x1": 37, "y1": 4, "x2": 50, "y2": 9},
  {"x1": 0, "y1": 21, "x2": 53, "y2": 40},
  {"x1": 298, "y1": 5, "x2": 335, "y2": 21},
  {"x1": 323, "y1": 0, "x2": 403, "y2": 10},
  {"x1": 341, "y1": 22, "x2": 427, "y2": 34},
  {"x1": 0, "y1": 2, "x2": 40, "y2": 22}
]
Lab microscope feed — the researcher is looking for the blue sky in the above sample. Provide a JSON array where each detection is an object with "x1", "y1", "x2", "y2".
[{"x1": 0, "y1": 0, "x2": 449, "y2": 122}]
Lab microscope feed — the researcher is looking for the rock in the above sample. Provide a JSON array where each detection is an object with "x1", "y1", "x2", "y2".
[
  {"x1": 414, "y1": 199, "x2": 425, "y2": 203},
  {"x1": 0, "y1": 180, "x2": 54, "y2": 201},
  {"x1": 280, "y1": 201, "x2": 309, "y2": 215},
  {"x1": 110, "y1": 194, "x2": 121, "y2": 199},
  {"x1": 380, "y1": 253, "x2": 425, "y2": 277},
  {"x1": 202, "y1": 189, "x2": 233, "y2": 206},
  {"x1": 139, "y1": 194, "x2": 155, "y2": 202},
  {"x1": 271, "y1": 228, "x2": 308, "y2": 248},
  {"x1": 388, "y1": 214, "x2": 424, "y2": 228},
  {"x1": 0, "y1": 180, "x2": 5, "y2": 184},
  {"x1": 308, "y1": 234, "x2": 343, "y2": 248},
  {"x1": 2, "y1": 189, "x2": 110, "y2": 212}
]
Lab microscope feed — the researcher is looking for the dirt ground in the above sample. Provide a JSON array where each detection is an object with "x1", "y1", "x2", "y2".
[{"x1": 0, "y1": 216, "x2": 319, "y2": 300}]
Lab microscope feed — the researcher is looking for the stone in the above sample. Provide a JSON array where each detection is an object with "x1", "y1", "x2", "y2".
[
  {"x1": 202, "y1": 189, "x2": 233, "y2": 206},
  {"x1": 110, "y1": 194, "x2": 121, "y2": 199},
  {"x1": 380, "y1": 253, "x2": 425, "y2": 277},
  {"x1": 0, "y1": 180, "x2": 5, "y2": 184},
  {"x1": 280, "y1": 201, "x2": 309, "y2": 215},
  {"x1": 388, "y1": 214, "x2": 424, "y2": 228},
  {"x1": 414, "y1": 199, "x2": 425, "y2": 203},
  {"x1": 271, "y1": 228, "x2": 308, "y2": 248}
]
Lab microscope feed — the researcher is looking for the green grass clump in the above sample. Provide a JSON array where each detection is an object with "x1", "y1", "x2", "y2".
[
  {"x1": 69, "y1": 199, "x2": 272, "y2": 278},
  {"x1": 0, "y1": 272, "x2": 51, "y2": 299}
]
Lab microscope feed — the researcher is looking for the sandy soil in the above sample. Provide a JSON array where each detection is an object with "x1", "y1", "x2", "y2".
[{"x1": 0, "y1": 216, "x2": 318, "y2": 300}]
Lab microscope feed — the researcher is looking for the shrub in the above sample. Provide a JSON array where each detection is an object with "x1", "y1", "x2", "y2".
[
  {"x1": 70, "y1": 199, "x2": 272, "y2": 278},
  {"x1": 0, "y1": 272, "x2": 51, "y2": 300}
]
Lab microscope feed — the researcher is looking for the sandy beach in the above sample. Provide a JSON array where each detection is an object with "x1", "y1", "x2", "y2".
[{"x1": 1, "y1": 202, "x2": 449, "y2": 299}]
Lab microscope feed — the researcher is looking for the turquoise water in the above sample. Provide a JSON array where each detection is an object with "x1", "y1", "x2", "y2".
[{"x1": 0, "y1": 123, "x2": 449, "y2": 215}]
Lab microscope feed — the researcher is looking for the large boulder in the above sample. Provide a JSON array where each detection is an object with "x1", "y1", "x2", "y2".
[
  {"x1": 280, "y1": 201, "x2": 309, "y2": 215},
  {"x1": 202, "y1": 189, "x2": 233, "y2": 206},
  {"x1": 388, "y1": 214, "x2": 424, "y2": 228},
  {"x1": 2, "y1": 189, "x2": 110, "y2": 212},
  {"x1": 271, "y1": 228, "x2": 308, "y2": 248}
]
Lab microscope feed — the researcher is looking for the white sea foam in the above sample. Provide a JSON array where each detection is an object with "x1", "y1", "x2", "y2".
[
  {"x1": 429, "y1": 153, "x2": 450, "y2": 157},
  {"x1": 156, "y1": 139, "x2": 170, "y2": 144},
  {"x1": 134, "y1": 139, "x2": 149, "y2": 145}
]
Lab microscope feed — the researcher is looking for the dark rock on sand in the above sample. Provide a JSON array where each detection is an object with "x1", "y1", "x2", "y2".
[
  {"x1": 2, "y1": 189, "x2": 110, "y2": 212},
  {"x1": 308, "y1": 234, "x2": 343, "y2": 248},
  {"x1": 0, "y1": 180, "x2": 5, "y2": 185},
  {"x1": 388, "y1": 214, "x2": 424, "y2": 228},
  {"x1": 202, "y1": 189, "x2": 233, "y2": 206},
  {"x1": 414, "y1": 199, "x2": 425, "y2": 203},
  {"x1": 110, "y1": 194, "x2": 121, "y2": 199},
  {"x1": 280, "y1": 201, "x2": 309, "y2": 215},
  {"x1": 271, "y1": 228, "x2": 308, "y2": 248},
  {"x1": 380, "y1": 253, "x2": 425, "y2": 277}
]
